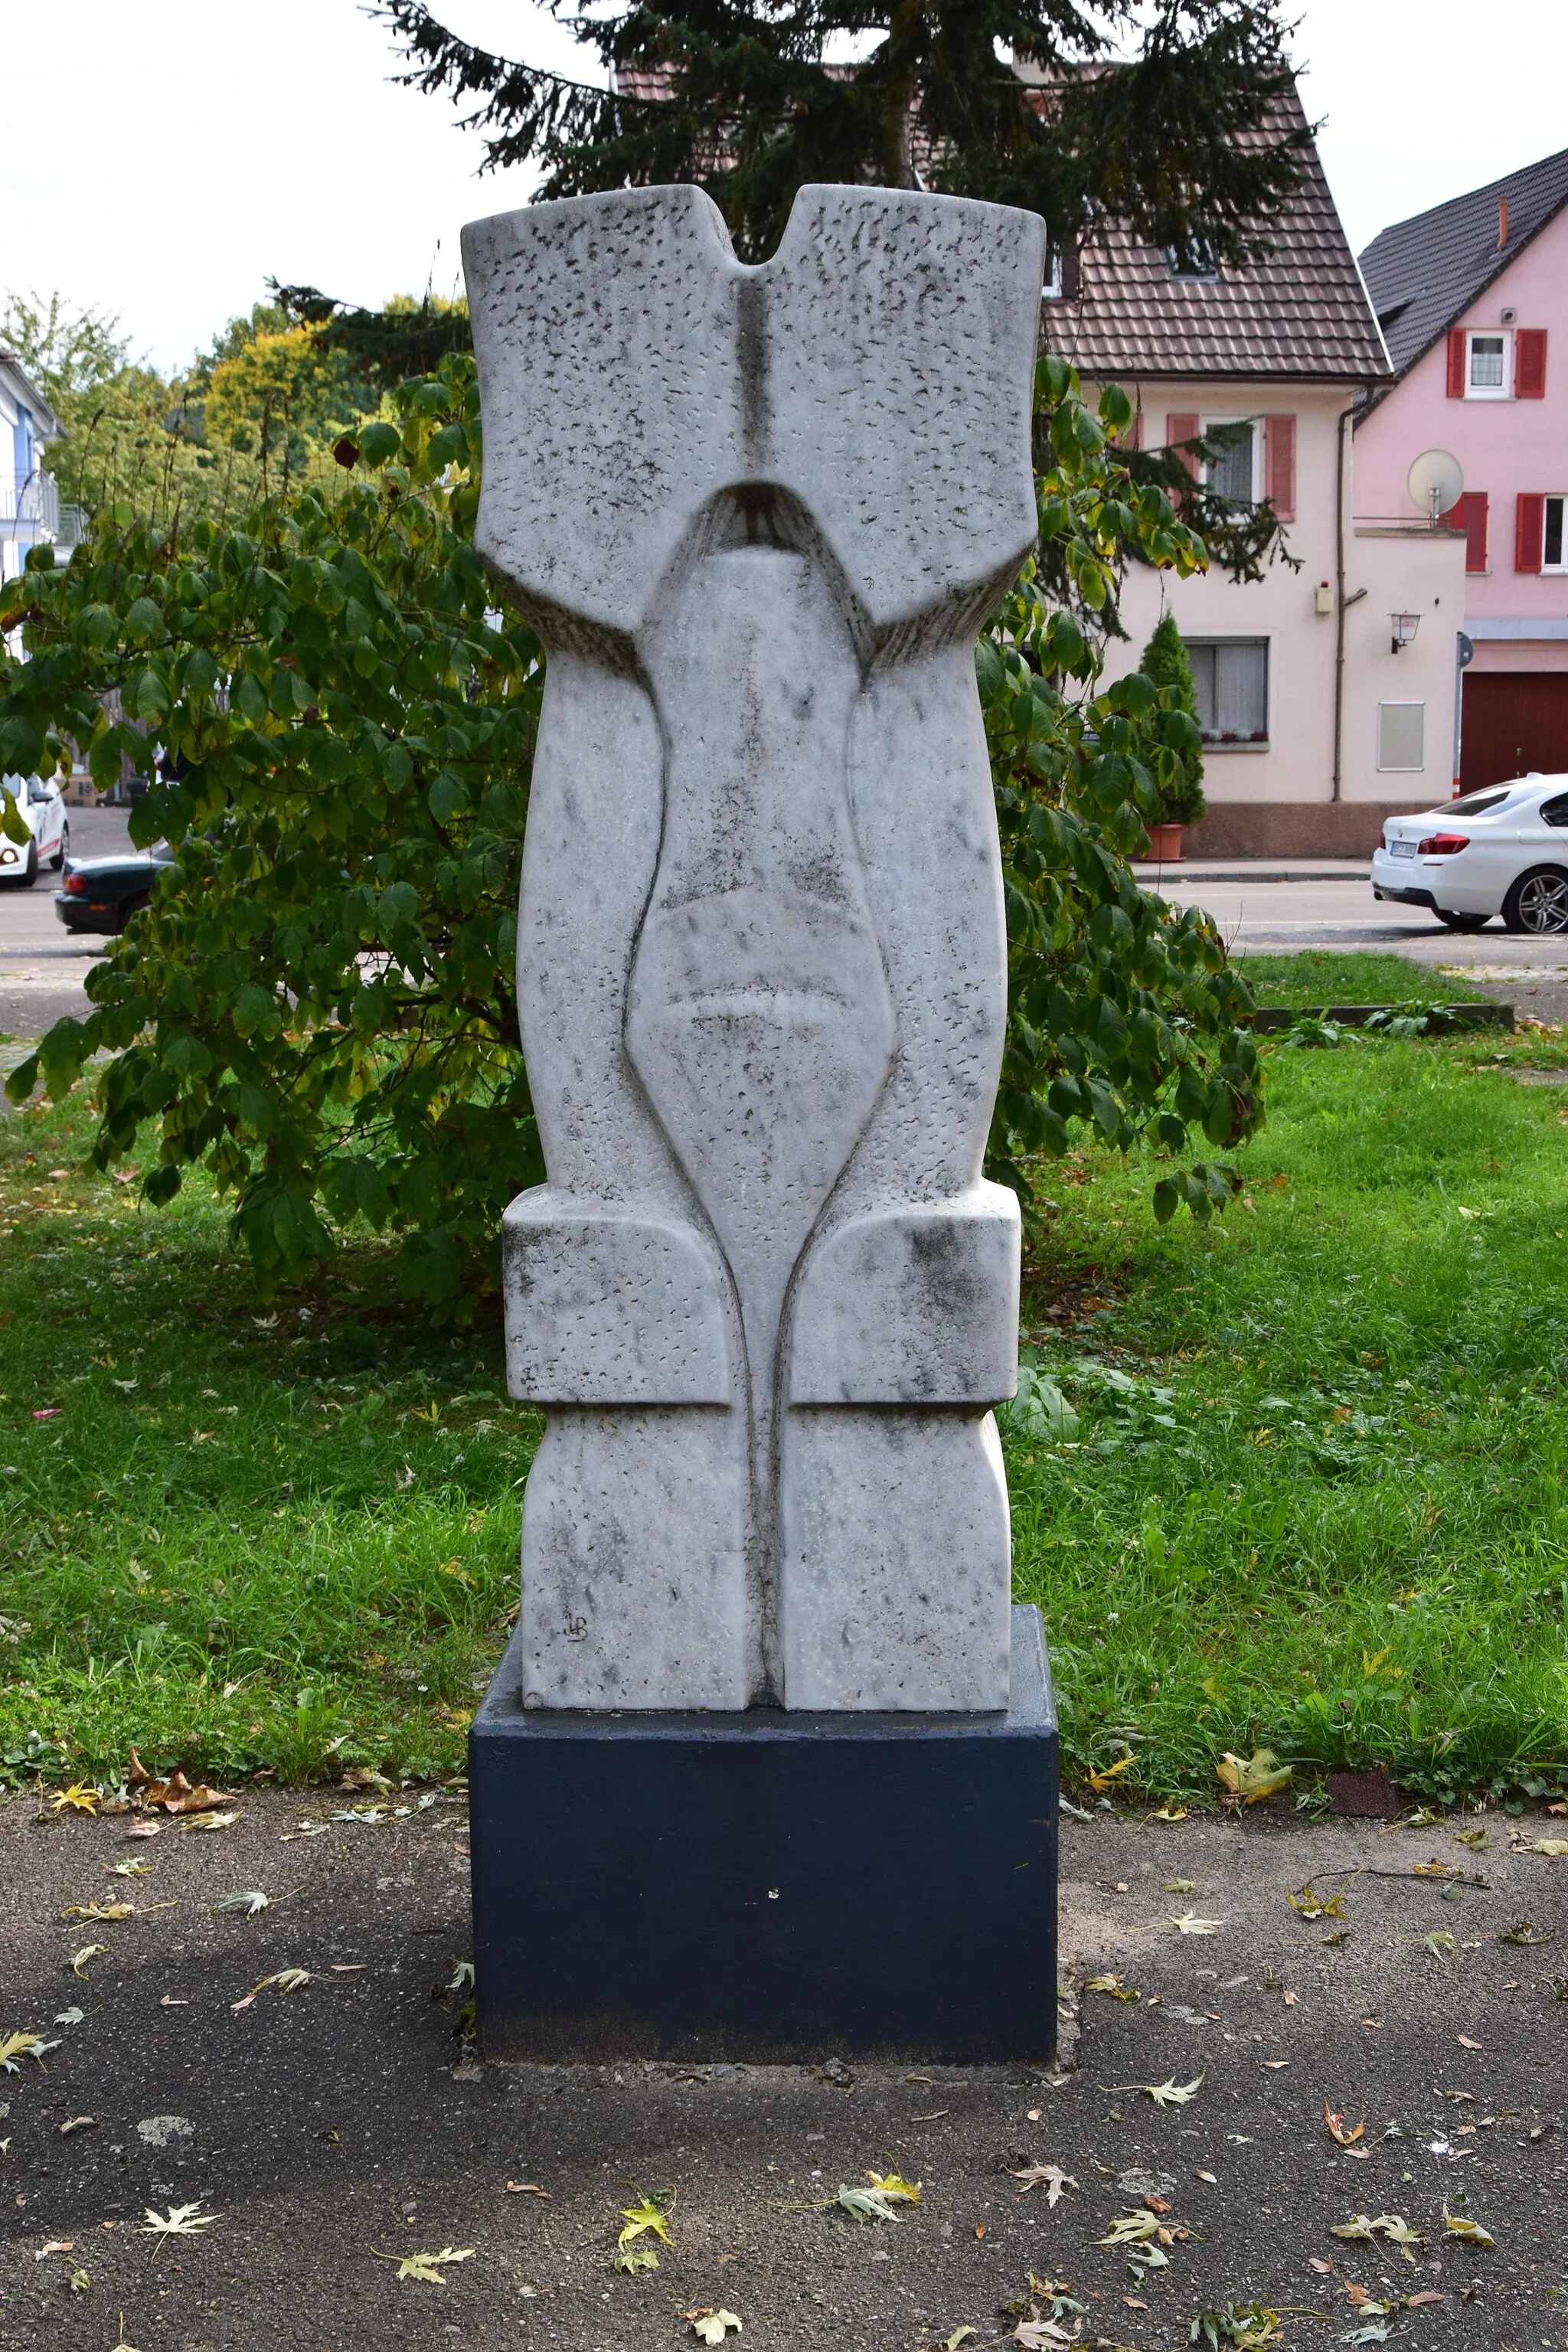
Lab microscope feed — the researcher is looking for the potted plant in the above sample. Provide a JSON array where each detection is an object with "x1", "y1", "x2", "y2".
[{"x1": 1138, "y1": 612, "x2": 1207, "y2": 861}]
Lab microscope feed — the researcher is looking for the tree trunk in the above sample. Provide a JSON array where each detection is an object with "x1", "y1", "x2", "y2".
[{"x1": 878, "y1": 0, "x2": 926, "y2": 188}]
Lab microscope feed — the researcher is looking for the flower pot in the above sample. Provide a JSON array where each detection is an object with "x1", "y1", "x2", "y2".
[{"x1": 1146, "y1": 822, "x2": 1184, "y2": 862}]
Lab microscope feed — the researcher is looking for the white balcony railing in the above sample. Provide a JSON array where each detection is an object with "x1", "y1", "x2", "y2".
[{"x1": 0, "y1": 467, "x2": 81, "y2": 546}]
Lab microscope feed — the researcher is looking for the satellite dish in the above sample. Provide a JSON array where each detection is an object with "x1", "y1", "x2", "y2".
[{"x1": 1407, "y1": 448, "x2": 1464, "y2": 521}]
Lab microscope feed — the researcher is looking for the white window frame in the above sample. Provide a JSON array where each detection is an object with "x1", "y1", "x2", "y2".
[
  {"x1": 1544, "y1": 493, "x2": 1568, "y2": 573},
  {"x1": 1200, "y1": 416, "x2": 1263, "y2": 505},
  {"x1": 1187, "y1": 635, "x2": 1270, "y2": 746},
  {"x1": 1465, "y1": 329, "x2": 1511, "y2": 400},
  {"x1": 1042, "y1": 250, "x2": 1064, "y2": 301},
  {"x1": 1377, "y1": 701, "x2": 1426, "y2": 773}
]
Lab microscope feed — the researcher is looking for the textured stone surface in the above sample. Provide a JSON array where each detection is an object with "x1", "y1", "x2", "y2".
[{"x1": 464, "y1": 182, "x2": 1045, "y2": 1710}]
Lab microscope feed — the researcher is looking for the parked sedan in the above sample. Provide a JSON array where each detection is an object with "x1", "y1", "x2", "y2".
[
  {"x1": 0, "y1": 773, "x2": 69, "y2": 885},
  {"x1": 54, "y1": 840, "x2": 177, "y2": 934},
  {"x1": 1372, "y1": 776, "x2": 1568, "y2": 933}
]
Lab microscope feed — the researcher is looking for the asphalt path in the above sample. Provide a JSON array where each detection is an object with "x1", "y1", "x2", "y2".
[
  {"x1": 2, "y1": 1790, "x2": 1563, "y2": 2351},
  {"x1": 6, "y1": 841, "x2": 1567, "y2": 1037}
]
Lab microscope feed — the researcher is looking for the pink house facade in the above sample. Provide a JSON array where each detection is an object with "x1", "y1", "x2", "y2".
[
  {"x1": 1357, "y1": 149, "x2": 1568, "y2": 789},
  {"x1": 1057, "y1": 87, "x2": 1465, "y2": 856}
]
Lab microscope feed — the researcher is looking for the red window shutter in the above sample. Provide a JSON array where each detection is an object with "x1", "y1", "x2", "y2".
[
  {"x1": 1265, "y1": 415, "x2": 1296, "y2": 520},
  {"x1": 1166, "y1": 413, "x2": 1200, "y2": 478},
  {"x1": 1442, "y1": 491, "x2": 1488, "y2": 572},
  {"x1": 1516, "y1": 493, "x2": 1545, "y2": 572},
  {"x1": 1517, "y1": 328, "x2": 1547, "y2": 397},
  {"x1": 1446, "y1": 328, "x2": 1466, "y2": 397}
]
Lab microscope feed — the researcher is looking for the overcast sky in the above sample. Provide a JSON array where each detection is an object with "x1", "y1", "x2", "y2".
[{"x1": 6, "y1": 0, "x2": 1566, "y2": 377}]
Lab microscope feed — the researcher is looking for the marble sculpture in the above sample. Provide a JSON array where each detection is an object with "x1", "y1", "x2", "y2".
[{"x1": 462, "y1": 181, "x2": 1047, "y2": 1713}]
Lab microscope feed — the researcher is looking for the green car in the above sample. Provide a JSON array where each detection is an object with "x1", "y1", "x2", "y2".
[{"x1": 54, "y1": 840, "x2": 176, "y2": 934}]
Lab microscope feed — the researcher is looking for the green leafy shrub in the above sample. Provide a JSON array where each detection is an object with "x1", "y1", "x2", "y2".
[{"x1": 1, "y1": 352, "x2": 1262, "y2": 1308}]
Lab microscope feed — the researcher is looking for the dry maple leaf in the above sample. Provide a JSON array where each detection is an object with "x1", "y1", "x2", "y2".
[
  {"x1": 60, "y1": 1901, "x2": 133, "y2": 1922},
  {"x1": 1216, "y1": 1749, "x2": 1292, "y2": 1803},
  {"x1": 377, "y1": 2244, "x2": 475, "y2": 2283},
  {"x1": 1008, "y1": 2164, "x2": 1077, "y2": 2206},
  {"x1": 1171, "y1": 1912, "x2": 1223, "y2": 1936},
  {"x1": 1325, "y1": 2102, "x2": 1366, "y2": 2147},
  {"x1": 177, "y1": 1811, "x2": 238, "y2": 1834},
  {"x1": 68, "y1": 1944, "x2": 108, "y2": 1980},
  {"x1": 50, "y1": 1785, "x2": 100, "y2": 1816},
  {"x1": 139, "y1": 2202, "x2": 217, "y2": 2248},
  {"x1": 1086, "y1": 1753, "x2": 1135, "y2": 1794},
  {"x1": 684, "y1": 2311, "x2": 743, "y2": 2344},
  {"x1": 1011, "y1": 2324, "x2": 1078, "y2": 2350},
  {"x1": 1442, "y1": 2207, "x2": 1494, "y2": 2246},
  {"x1": 230, "y1": 1968, "x2": 310, "y2": 2012}
]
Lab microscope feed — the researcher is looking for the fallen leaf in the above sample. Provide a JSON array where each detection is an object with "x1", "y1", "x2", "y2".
[
  {"x1": 1152, "y1": 1805, "x2": 1188, "y2": 1822},
  {"x1": 1456, "y1": 2034, "x2": 1482, "y2": 2049},
  {"x1": 377, "y1": 2244, "x2": 475, "y2": 2283},
  {"x1": 1307, "y1": 2257, "x2": 1333, "y2": 2275},
  {"x1": 1196, "y1": 2170, "x2": 1217, "y2": 2184},
  {"x1": 109, "y1": 1860, "x2": 155, "y2": 1877},
  {"x1": 1442, "y1": 2207, "x2": 1494, "y2": 2246},
  {"x1": 1011, "y1": 2323, "x2": 1077, "y2": 2350},
  {"x1": 684, "y1": 2310, "x2": 743, "y2": 2344},
  {"x1": 1453, "y1": 1828, "x2": 1493, "y2": 1853},
  {"x1": 177, "y1": 1811, "x2": 238, "y2": 1834},
  {"x1": 1163, "y1": 1878, "x2": 1198, "y2": 1894},
  {"x1": 1424, "y1": 1931, "x2": 1458, "y2": 1959},
  {"x1": 838, "y1": 2175, "x2": 920, "y2": 2223},
  {"x1": 1289, "y1": 1880, "x2": 1349, "y2": 1921},
  {"x1": 1495, "y1": 1916, "x2": 1553, "y2": 1950},
  {"x1": 69, "y1": 1944, "x2": 109, "y2": 1980},
  {"x1": 1262, "y1": 2059, "x2": 1290, "y2": 2069},
  {"x1": 944, "y1": 2331, "x2": 978, "y2": 2351},
  {"x1": 1325, "y1": 2102, "x2": 1366, "y2": 2147},
  {"x1": 123, "y1": 1822, "x2": 162, "y2": 1841},
  {"x1": 53, "y1": 2007, "x2": 84, "y2": 2027},
  {"x1": 447, "y1": 1959, "x2": 475, "y2": 1991},
  {"x1": 58, "y1": 2116, "x2": 96, "y2": 2137},
  {"x1": 505, "y1": 2181, "x2": 550, "y2": 2197},
  {"x1": 1216, "y1": 1749, "x2": 1292, "y2": 1804},
  {"x1": 1282, "y1": 1989, "x2": 1297, "y2": 2007},
  {"x1": 1171, "y1": 1913, "x2": 1224, "y2": 1935},
  {"x1": 230, "y1": 1968, "x2": 310, "y2": 2012},
  {"x1": 1086, "y1": 1753, "x2": 1135, "y2": 1793},
  {"x1": 1405, "y1": 2289, "x2": 1445, "y2": 2305},
  {"x1": 1008, "y1": 2164, "x2": 1076, "y2": 2206},
  {"x1": 616, "y1": 2189, "x2": 675, "y2": 2267},
  {"x1": 1109, "y1": 2074, "x2": 1204, "y2": 2108},
  {"x1": 1085, "y1": 1974, "x2": 1138, "y2": 2001},
  {"x1": 35, "y1": 2239, "x2": 74, "y2": 2259},
  {"x1": 1330, "y1": 2213, "x2": 1422, "y2": 2262},
  {"x1": 1534, "y1": 1838, "x2": 1568, "y2": 1857},
  {"x1": 139, "y1": 2202, "x2": 217, "y2": 2248},
  {"x1": 213, "y1": 1892, "x2": 273, "y2": 1918},
  {"x1": 70, "y1": 2268, "x2": 90, "y2": 2293},
  {"x1": 60, "y1": 1902, "x2": 133, "y2": 1922},
  {"x1": 0, "y1": 2032, "x2": 60, "y2": 2069},
  {"x1": 50, "y1": 1784, "x2": 100, "y2": 1815}
]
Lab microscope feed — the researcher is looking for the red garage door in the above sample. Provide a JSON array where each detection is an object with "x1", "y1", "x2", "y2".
[{"x1": 1462, "y1": 672, "x2": 1568, "y2": 789}]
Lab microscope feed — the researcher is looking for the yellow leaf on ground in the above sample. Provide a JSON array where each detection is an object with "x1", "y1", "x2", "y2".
[
  {"x1": 377, "y1": 2245, "x2": 475, "y2": 2284},
  {"x1": 1087, "y1": 1754, "x2": 1135, "y2": 1793},
  {"x1": 51, "y1": 1785, "x2": 100, "y2": 1815},
  {"x1": 1442, "y1": 2208, "x2": 1494, "y2": 2246},
  {"x1": 1217, "y1": 1749, "x2": 1292, "y2": 1803}
]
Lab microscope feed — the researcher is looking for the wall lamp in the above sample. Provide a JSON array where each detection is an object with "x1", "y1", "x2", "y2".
[{"x1": 1390, "y1": 612, "x2": 1421, "y2": 653}]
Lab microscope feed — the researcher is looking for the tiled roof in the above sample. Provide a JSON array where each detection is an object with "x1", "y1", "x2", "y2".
[
  {"x1": 1357, "y1": 146, "x2": 1568, "y2": 381},
  {"x1": 1047, "y1": 85, "x2": 1388, "y2": 384}
]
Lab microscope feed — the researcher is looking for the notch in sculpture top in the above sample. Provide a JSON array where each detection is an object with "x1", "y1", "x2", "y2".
[{"x1": 461, "y1": 184, "x2": 1047, "y2": 658}]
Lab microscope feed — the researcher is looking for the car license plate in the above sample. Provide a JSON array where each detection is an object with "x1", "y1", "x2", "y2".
[{"x1": 1390, "y1": 840, "x2": 1416, "y2": 858}]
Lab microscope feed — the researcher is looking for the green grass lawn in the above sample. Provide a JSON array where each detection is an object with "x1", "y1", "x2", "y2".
[{"x1": 2, "y1": 949, "x2": 1566, "y2": 1805}]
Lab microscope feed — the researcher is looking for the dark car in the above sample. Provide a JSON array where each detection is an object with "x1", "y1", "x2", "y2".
[{"x1": 54, "y1": 840, "x2": 176, "y2": 935}]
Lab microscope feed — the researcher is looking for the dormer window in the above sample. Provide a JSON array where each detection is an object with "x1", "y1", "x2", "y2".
[{"x1": 1042, "y1": 249, "x2": 1064, "y2": 301}]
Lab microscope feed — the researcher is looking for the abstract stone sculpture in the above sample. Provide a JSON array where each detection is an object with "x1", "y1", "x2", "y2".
[{"x1": 464, "y1": 183, "x2": 1047, "y2": 1717}]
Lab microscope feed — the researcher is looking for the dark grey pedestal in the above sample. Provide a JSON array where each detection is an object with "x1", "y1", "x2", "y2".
[{"x1": 469, "y1": 1603, "x2": 1057, "y2": 2063}]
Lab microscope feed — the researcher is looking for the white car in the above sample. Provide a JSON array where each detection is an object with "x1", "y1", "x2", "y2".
[
  {"x1": 1372, "y1": 776, "x2": 1568, "y2": 933},
  {"x1": 0, "y1": 772, "x2": 70, "y2": 887}
]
